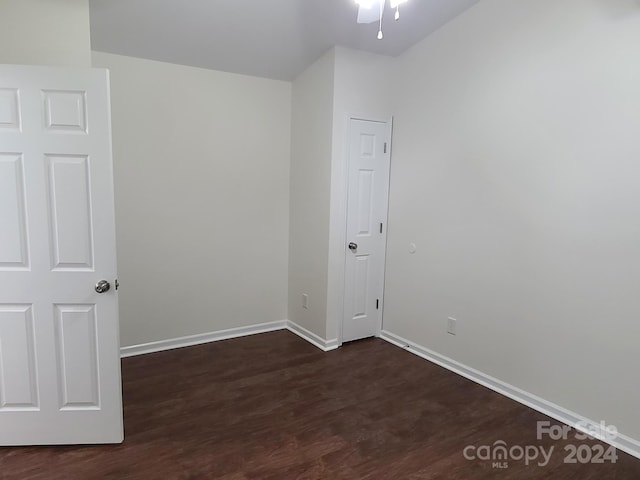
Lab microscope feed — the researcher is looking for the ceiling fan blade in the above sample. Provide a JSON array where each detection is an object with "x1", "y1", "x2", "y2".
[{"x1": 357, "y1": 2, "x2": 381, "y2": 24}]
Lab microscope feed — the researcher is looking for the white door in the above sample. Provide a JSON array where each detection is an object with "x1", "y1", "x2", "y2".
[
  {"x1": 0, "y1": 65, "x2": 123, "y2": 445},
  {"x1": 343, "y1": 119, "x2": 391, "y2": 342}
]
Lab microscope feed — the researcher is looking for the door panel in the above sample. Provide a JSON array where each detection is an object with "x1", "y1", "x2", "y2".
[
  {"x1": 0, "y1": 154, "x2": 29, "y2": 268},
  {"x1": 54, "y1": 304, "x2": 100, "y2": 409},
  {"x1": 0, "y1": 88, "x2": 20, "y2": 130},
  {"x1": 0, "y1": 305, "x2": 38, "y2": 409},
  {"x1": 46, "y1": 154, "x2": 94, "y2": 270},
  {"x1": 43, "y1": 90, "x2": 87, "y2": 133},
  {"x1": 353, "y1": 255, "x2": 370, "y2": 318},
  {"x1": 343, "y1": 119, "x2": 391, "y2": 342},
  {"x1": 0, "y1": 65, "x2": 122, "y2": 445},
  {"x1": 356, "y1": 169, "x2": 375, "y2": 235}
]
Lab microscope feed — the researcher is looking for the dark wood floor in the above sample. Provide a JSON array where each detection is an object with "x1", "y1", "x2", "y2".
[{"x1": 0, "y1": 330, "x2": 638, "y2": 479}]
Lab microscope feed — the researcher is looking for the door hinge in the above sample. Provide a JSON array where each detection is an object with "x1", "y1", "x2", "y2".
[
  {"x1": 376, "y1": 299, "x2": 379, "y2": 310},
  {"x1": 384, "y1": 142, "x2": 387, "y2": 154}
]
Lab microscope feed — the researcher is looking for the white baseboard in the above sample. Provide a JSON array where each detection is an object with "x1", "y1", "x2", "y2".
[
  {"x1": 120, "y1": 320, "x2": 287, "y2": 357},
  {"x1": 286, "y1": 320, "x2": 339, "y2": 352},
  {"x1": 120, "y1": 319, "x2": 338, "y2": 357},
  {"x1": 380, "y1": 330, "x2": 640, "y2": 461}
]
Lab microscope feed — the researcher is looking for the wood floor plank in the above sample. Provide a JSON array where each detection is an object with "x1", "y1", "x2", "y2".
[{"x1": 0, "y1": 330, "x2": 638, "y2": 479}]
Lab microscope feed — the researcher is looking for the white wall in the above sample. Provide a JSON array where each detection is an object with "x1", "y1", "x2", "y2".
[
  {"x1": 0, "y1": 0, "x2": 91, "y2": 66},
  {"x1": 386, "y1": 0, "x2": 640, "y2": 441},
  {"x1": 326, "y1": 47, "x2": 394, "y2": 341},
  {"x1": 92, "y1": 52, "x2": 291, "y2": 347},
  {"x1": 288, "y1": 49, "x2": 335, "y2": 339}
]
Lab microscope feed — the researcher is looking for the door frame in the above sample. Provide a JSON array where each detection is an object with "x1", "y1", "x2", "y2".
[{"x1": 326, "y1": 114, "x2": 393, "y2": 347}]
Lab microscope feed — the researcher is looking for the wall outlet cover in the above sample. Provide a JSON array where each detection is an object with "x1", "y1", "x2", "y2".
[{"x1": 447, "y1": 317, "x2": 457, "y2": 335}]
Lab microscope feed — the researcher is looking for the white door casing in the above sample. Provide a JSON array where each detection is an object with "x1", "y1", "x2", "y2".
[
  {"x1": 342, "y1": 119, "x2": 391, "y2": 343},
  {"x1": 0, "y1": 65, "x2": 123, "y2": 445}
]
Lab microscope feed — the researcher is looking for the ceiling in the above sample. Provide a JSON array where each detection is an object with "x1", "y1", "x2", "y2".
[{"x1": 89, "y1": 0, "x2": 479, "y2": 81}]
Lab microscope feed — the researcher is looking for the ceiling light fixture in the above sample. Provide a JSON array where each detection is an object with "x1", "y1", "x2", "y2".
[{"x1": 355, "y1": 0, "x2": 408, "y2": 39}]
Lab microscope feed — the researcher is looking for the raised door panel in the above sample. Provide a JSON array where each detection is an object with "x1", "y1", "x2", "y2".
[
  {"x1": 359, "y1": 133, "x2": 375, "y2": 158},
  {"x1": 43, "y1": 90, "x2": 87, "y2": 134},
  {"x1": 356, "y1": 169, "x2": 375, "y2": 238},
  {"x1": 45, "y1": 155, "x2": 94, "y2": 271},
  {"x1": 0, "y1": 154, "x2": 29, "y2": 269},
  {"x1": 351, "y1": 255, "x2": 370, "y2": 320},
  {"x1": 0, "y1": 305, "x2": 38, "y2": 410},
  {"x1": 0, "y1": 89, "x2": 20, "y2": 131},
  {"x1": 54, "y1": 305, "x2": 99, "y2": 410}
]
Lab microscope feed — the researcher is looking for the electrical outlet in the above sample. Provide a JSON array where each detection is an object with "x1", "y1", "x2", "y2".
[
  {"x1": 447, "y1": 317, "x2": 457, "y2": 335},
  {"x1": 302, "y1": 293, "x2": 309, "y2": 309}
]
